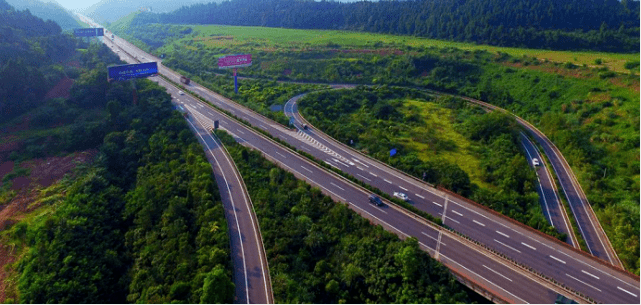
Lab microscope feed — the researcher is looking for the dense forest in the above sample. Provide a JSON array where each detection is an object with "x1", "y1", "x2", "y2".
[
  {"x1": 5, "y1": 0, "x2": 81, "y2": 30},
  {"x1": 216, "y1": 130, "x2": 485, "y2": 303},
  {"x1": 0, "y1": 0, "x2": 76, "y2": 120},
  {"x1": 131, "y1": 0, "x2": 639, "y2": 52},
  {"x1": 1, "y1": 12, "x2": 234, "y2": 299}
]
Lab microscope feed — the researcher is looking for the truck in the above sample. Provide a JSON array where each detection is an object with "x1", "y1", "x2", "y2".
[
  {"x1": 180, "y1": 76, "x2": 190, "y2": 85},
  {"x1": 111, "y1": 34, "x2": 114, "y2": 40}
]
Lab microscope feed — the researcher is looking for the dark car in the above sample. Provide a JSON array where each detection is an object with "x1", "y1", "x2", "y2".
[{"x1": 368, "y1": 194, "x2": 383, "y2": 206}]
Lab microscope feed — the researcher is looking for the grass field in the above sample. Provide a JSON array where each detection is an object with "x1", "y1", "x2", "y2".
[
  {"x1": 189, "y1": 25, "x2": 638, "y2": 74},
  {"x1": 398, "y1": 100, "x2": 490, "y2": 189}
]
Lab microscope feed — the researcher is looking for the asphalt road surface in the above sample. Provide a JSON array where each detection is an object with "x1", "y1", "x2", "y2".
[{"x1": 98, "y1": 25, "x2": 639, "y2": 304}]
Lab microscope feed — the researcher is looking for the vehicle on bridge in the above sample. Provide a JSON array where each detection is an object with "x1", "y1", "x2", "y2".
[
  {"x1": 393, "y1": 192, "x2": 409, "y2": 201},
  {"x1": 180, "y1": 76, "x2": 191, "y2": 85},
  {"x1": 368, "y1": 194, "x2": 383, "y2": 206}
]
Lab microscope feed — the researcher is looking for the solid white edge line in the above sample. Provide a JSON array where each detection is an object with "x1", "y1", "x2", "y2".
[
  {"x1": 483, "y1": 265, "x2": 513, "y2": 282},
  {"x1": 446, "y1": 216, "x2": 460, "y2": 224},
  {"x1": 566, "y1": 273, "x2": 602, "y2": 292},
  {"x1": 440, "y1": 254, "x2": 528, "y2": 304},
  {"x1": 186, "y1": 118, "x2": 251, "y2": 303},
  {"x1": 300, "y1": 165, "x2": 313, "y2": 173},
  {"x1": 357, "y1": 173, "x2": 372, "y2": 182},
  {"x1": 494, "y1": 239, "x2": 521, "y2": 254},
  {"x1": 330, "y1": 182, "x2": 345, "y2": 191}
]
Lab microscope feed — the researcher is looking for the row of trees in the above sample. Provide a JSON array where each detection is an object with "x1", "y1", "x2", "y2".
[
  {"x1": 7, "y1": 44, "x2": 234, "y2": 302},
  {"x1": 132, "y1": 0, "x2": 639, "y2": 52},
  {"x1": 216, "y1": 130, "x2": 483, "y2": 303}
]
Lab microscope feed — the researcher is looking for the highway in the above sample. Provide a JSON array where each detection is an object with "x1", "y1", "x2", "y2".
[
  {"x1": 520, "y1": 132, "x2": 578, "y2": 248},
  {"x1": 456, "y1": 96, "x2": 623, "y2": 268},
  {"x1": 103, "y1": 28, "x2": 273, "y2": 303},
  {"x1": 92, "y1": 19, "x2": 640, "y2": 304}
]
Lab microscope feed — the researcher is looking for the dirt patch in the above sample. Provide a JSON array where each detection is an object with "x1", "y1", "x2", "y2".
[
  {"x1": 0, "y1": 242, "x2": 17, "y2": 303},
  {"x1": 0, "y1": 161, "x2": 14, "y2": 181},
  {"x1": 0, "y1": 116, "x2": 30, "y2": 136},
  {"x1": 44, "y1": 76, "x2": 74, "y2": 100}
]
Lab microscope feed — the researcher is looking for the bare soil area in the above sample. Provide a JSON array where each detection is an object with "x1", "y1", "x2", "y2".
[{"x1": 0, "y1": 150, "x2": 97, "y2": 302}]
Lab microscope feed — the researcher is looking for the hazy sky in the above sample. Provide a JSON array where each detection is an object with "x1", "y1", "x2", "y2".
[{"x1": 52, "y1": 0, "x2": 102, "y2": 11}]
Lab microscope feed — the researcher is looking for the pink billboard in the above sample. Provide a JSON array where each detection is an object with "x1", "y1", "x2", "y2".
[{"x1": 218, "y1": 54, "x2": 252, "y2": 69}]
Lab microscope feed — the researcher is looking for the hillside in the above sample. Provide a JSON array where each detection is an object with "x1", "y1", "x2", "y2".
[
  {"x1": 82, "y1": 0, "x2": 217, "y2": 23},
  {"x1": 130, "y1": 0, "x2": 640, "y2": 52},
  {"x1": 4, "y1": 0, "x2": 80, "y2": 30}
]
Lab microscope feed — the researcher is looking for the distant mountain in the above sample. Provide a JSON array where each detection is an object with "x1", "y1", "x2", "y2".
[
  {"x1": 5, "y1": 0, "x2": 80, "y2": 30},
  {"x1": 82, "y1": 0, "x2": 219, "y2": 23}
]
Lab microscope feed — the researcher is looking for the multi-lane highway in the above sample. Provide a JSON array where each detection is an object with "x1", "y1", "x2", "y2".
[
  {"x1": 520, "y1": 132, "x2": 578, "y2": 248},
  {"x1": 104, "y1": 30, "x2": 273, "y2": 304},
  {"x1": 456, "y1": 96, "x2": 623, "y2": 268},
  {"x1": 93, "y1": 19, "x2": 639, "y2": 303}
]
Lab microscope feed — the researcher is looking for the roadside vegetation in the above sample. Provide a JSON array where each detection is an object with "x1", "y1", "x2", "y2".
[
  {"x1": 1, "y1": 41, "x2": 233, "y2": 302},
  {"x1": 111, "y1": 22, "x2": 639, "y2": 274},
  {"x1": 216, "y1": 129, "x2": 486, "y2": 303}
]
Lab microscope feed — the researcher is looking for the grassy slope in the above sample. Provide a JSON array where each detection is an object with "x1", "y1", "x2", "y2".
[{"x1": 187, "y1": 25, "x2": 638, "y2": 74}]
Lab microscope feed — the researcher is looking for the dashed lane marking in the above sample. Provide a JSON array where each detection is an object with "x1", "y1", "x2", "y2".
[
  {"x1": 357, "y1": 173, "x2": 372, "y2": 182},
  {"x1": 617, "y1": 286, "x2": 638, "y2": 297},
  {"x1": 550, "y1": 255, "x2": 566, "y2": 264},
  {"x1": 399, "y1": 186, "x2": 408, "y2": 191},
  {"x1": 330, "y1": 182, "x2": 345, "y2": 191},
  {"x1": 521, "y1": 242, "x2": 536, "y2": 250},
  {"x1": 473, "y1": 220, "x2": 485, "y2": 226},
  {"x1": 581, "y1": 270, "x2": 599, "y2": 280},
  {"x1": 496, "y1": 231, "x2": 510, "y2": 238},
  {"x1": 369, "y1": 172, "x2": 377, "y2": 177},
  {"x1": 451, "y1": 210, "x2": 463, "y2": 216},
  {"x1": 300, "y1": 165, "x2": 313, "y2": 173},
  {"x1": 275, "y1": 151, "x2": 286, "y2": 158},
  {"x1": 384, "y1": 179, "x2": 392, "y2": 184},
  {"x1": 433, "y1": 201, "x2": 443, "y2": 207},
  {"x1": 446, "y1": 216, "x2": 460, "y2": 224},
  {"x1": 415, "y1": 194, "x2": 425, "y2": 199}
]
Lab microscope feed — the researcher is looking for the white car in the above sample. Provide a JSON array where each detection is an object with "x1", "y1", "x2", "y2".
[
  {"x1": 393, "y1": 192, "x2": 409, "y2": 201},
  {"x1": 178, "y1": 91, "x2": 185, "y2": 95},
  {"x1": 532, "y1": 158, "x2": 540, "y2": 166}
]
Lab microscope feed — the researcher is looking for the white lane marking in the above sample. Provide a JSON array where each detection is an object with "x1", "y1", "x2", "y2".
[
  {"x1": 581, "y1": 270, "x2": 599, "y2": 280},
  {"x1": 451, "y1": 210, "x2": 463, "y2": 216},
  {"x1": 432, "y1": 201, "x2": 443, "y2": 207},
  {"x1": 494, "y1": 239, "x2": 521, "y2": 253},
  {"x1": 566, "y1": 274, "x2": 601, "y2": 292},
  {"x1": 617, "y1": 286, "x2": 638, "y2": 297},
  {"x1": 415, "y1": 194, "x2": 425, "y2": 199},
  {"x1": 421, "y1": 232, "x2": 446, "y2": 246},
  {"x1": 330, "y1": 182, "x2": 345, "y2": 191},
  {"x1": 374, "y1": 206, "x2": 388, "y2": 214},
  {"x1": 549, "y1": 255, "x2": 566, "y2": 264},
  {"x1": 446, "y1": 216, "x2": 460, "y2": 224},
  {"x1": 185, "y1": 119, "x2": 251, "y2": 301},
  {"x1": 275, "y1": 151, "x2": 287, "y2": 158},
  {"x1": 260, "y1": 124, "x2": 268, "y2": 129},
  {"x1": 356, "y1": 166, "x2": 364, "y2": 171},
  {"x1": 357, "y1": 173, "x2": 372, "y2": 182},
  {"x1": 496, "y1": 231, "x2": 510, "y2": 238},
  {"x1": 483, "y1": 265, "x2": 513, "y2": 282},
  {"x1": 324, "y1": 161, "x2": 338, "y2": 169},
  {"x1": 352, "y1": 158, "x2": 369, "y2": 168},
  {"x1": 369, "y1": 172, "x2": 377, "y2": 177},
  {"x1": 473, "y1": 220, "x2": 485, "y2": 226},
  {"x1": 384, "y1": 179, "x2": 392, "y2": 184},
  {"x1": 236, "y1": 129, "x2": 245, "y2": 134},
  {"x1": 440, "y1": 254, "x2": 529, "y2": 304},
  {"x1": 221, "y1": 120, "x2": 228, "y2": 125},
  {"x1": 300, "y1": 165, "x2": 313, "y2": 173},
  {"x1": 399, "y1": 186, "x2": 408, "y2": 191},
  {"x1": 521, "y1": 242, "x2": 536, "y2": 250}
]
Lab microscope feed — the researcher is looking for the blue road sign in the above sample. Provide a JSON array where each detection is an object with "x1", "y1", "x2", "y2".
[
  {"x1": 390, "y1": 148, "x2": 397, "y2": 157},
  {"x1": 74, "y1": 28, "x2": 104, "y2": 37},
  {"x1": 108, "y1": 62, "x2": 158, "y2": 81}
]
